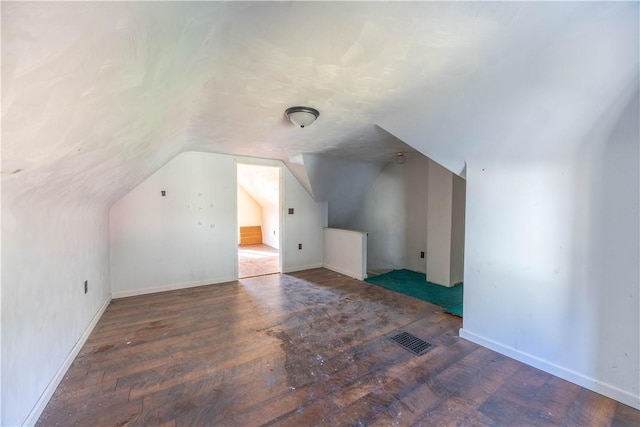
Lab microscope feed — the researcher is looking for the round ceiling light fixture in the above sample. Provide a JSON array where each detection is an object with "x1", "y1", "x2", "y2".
[{"x1": 285, "y1": 106, "x2": 319, "y2": 128}]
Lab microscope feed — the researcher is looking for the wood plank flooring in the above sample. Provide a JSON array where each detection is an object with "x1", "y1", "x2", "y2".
[{"x1": 37, "y1": 269, "x2": 639, "y2": 426}]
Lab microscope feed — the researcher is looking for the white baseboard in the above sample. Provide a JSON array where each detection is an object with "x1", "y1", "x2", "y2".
[
  {"x1": 23, "y1": 296, "x2": 111, "y2": 426},
  {"x1": 283, "y1": 263, "x2": 323, "y2": 274},
  {"x1": 323, "y1": 263, "x2": 366, "y2": 281},
  {"x1": 111, "y1": 276, "x2": 236, "y2": 299},
  {"x1": 459, "y1": 328, "x2": 640, "y2": 410}
]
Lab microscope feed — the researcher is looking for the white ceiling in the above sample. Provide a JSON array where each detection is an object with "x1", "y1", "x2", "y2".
[
  {"x1": 237, "y1": 163, "x2": 279, "y2": 210},
  {"x1": 2, "y1": 2, "x2": 638, "y2": 209}
]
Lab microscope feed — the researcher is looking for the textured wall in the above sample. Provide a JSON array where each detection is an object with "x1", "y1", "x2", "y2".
[
  {"x1": 1, "y1": 201, "x2": 110, "y2": 426},
  {"x1": 348, "y1": 160, "x2": 406, "y2": 273},
  {"x1": 110, "y1": 152, "x2": 237, "y2": 296},
  {"x1": 461, "y1": 92, "x2": 639, "y2": 406},
  {"x1": 348, "y1": 155, "x2": 452, "y2": 275},
  {"x1": 302, "y1": 154, "x2": 386, "y2": 228},
  {"x1": 281, "y1": 168, "x2": 328, "y2": 273},
  {"x1": 111, "y1": 152, "x2": 326, "y2": 297}
]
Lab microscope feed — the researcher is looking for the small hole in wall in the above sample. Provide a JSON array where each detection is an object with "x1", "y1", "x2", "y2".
[
  {"x1": 161, "y1": 190, "x2": 166, "y2": 196},
  {"x1": 288, "y1": 208, "x2": 294, "y2": 215}
]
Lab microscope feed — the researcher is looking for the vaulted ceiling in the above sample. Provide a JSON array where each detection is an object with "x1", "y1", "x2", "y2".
[{"x1": 2, "y1": 2, "x2": 638, "y2": 209}]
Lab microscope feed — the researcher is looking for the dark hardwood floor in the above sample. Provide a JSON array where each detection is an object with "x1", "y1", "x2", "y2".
[{"x1": 37, "y1": 269, "x2": 639, "y2": 426}]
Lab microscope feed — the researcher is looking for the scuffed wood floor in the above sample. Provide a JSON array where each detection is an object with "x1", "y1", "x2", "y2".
[{"x1": 37, "y1": 269, "x2": 639, "y2": 426}]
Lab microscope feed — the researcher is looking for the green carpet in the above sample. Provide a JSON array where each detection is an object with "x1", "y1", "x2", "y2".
[{"x1": 365, "y1": 269, "x2": 463, "y2": 317}]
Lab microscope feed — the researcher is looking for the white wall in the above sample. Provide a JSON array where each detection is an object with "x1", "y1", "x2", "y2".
[
  {"x1": 237, "y1": 185, "x2": 262, "y2": 228},
  {"x1": 110, "y1": 152, "x2": 325, "y2": 296},
  {"x1": 347, "y1": 160, "x2": 407, "y2": 273},
  {"x1": 1, "y1": 202, "x2": 111, "y2": 426},
  {"x1": 303, "y1": 154, "x2": 386, "y2": 228},
  {"x1": 281, "y1": 166, "x2": 327, "y2": 273},
  {"x1": 323, "y1": 228, "x2": 368, "y2": 280},
  {"x1": 348, "y1": 155, "x2": 462, "y2": 276},
  {"x1": 423, "y1": 160, "x2": 466, "y2": 287},
  {"x1": 461, "y1": 92, "x2": 639, "y2": 408},
  {"x1": 110, "y1": 152, "x2": 237, "y2": 297},
  {"x1": 375, "y1": 3, "x2": 638, "y2": 405},
  {"x1": 262, "y1": 204, "x2": 280, "y2": 249}
]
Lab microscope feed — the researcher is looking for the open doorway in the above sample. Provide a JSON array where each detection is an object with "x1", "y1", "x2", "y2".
[{"x1": 236, "y1": 163, "x2": 281, "y2": 278}]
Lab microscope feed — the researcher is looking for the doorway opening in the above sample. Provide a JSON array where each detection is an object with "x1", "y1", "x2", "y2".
[{"x1": 237, "y1": 163, "x2": 281, "y2": 278}]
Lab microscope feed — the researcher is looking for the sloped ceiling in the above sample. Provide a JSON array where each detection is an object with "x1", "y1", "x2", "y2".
[
  {"x1": 237, "y1": 163, "x2": 279, "y2": 210},
  {"x1": 377, "y1": 2, "x2": 639, "y2": 175},
  {"x1": 2, "y1": 2, "x2": 637, "y2": 209}
]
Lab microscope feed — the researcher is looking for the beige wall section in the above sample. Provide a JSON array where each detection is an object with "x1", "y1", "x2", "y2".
[
  {"x1": 450, "y1": 174, "x2": 466, "y2": 285},
  {"x1": 237, "y1": 185, "x2": 262, "y2": 242},
  {"x1": 426, "y1": 160, "x2": 454, "y2": 286},
  {"x1": 262, "y1": 204, "x2": 280, "y2": 249},
  {"x1": 404, "y1": 157, "x2": 429, "y2": 274}
]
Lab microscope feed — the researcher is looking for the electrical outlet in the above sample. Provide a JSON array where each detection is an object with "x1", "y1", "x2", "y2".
[
  {"x1": 420, "y1": 251, "x2": 425, "y2": 259},
  {"x1": 84, "y1": 280, "x2": 88, "y2": 294},
  {"x1": 288, "y1": 208, "x2": 294, "y2": 215},
  {"x1": 298, "y1": 243, "x2": 302, "y2": 250},
  {"x1": 161, "y1": 190, "x2": 166, "y2": 196}
]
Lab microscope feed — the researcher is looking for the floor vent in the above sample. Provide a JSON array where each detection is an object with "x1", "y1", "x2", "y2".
[{"x1": 389, "y1": 331, "x2": 434, "y2": 356}]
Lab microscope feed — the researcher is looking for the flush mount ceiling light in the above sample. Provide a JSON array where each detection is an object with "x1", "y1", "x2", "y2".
[{"x1": 285, "y1": 106, "x2": 319, "y2": 128}]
